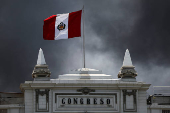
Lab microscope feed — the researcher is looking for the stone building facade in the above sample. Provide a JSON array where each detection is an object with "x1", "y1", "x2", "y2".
[{"x1": 0, "y1": 48, "x2": 167, "y2": 113}]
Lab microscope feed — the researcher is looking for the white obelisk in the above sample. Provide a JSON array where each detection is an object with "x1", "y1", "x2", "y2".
[
  {"x1": 37, "y1": 48, "x2": 46, "y2": 65},
  {"x1": 123, "y1": 49, "x2": 133, "y2": 66}
]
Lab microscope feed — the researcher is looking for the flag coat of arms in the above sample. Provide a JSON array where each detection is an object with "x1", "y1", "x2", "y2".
[{"x1": 43, "y1": 10, "x2": 82, "y2": 40}]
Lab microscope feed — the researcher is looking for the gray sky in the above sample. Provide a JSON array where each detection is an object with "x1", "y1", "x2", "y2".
[{"x1": 0, "y1": 0, "x2": 170, "y2": 94}]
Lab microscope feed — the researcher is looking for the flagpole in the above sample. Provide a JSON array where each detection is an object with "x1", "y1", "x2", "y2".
[{"x1": 82, "y1": 5, "x2": 85, "y2": 68}]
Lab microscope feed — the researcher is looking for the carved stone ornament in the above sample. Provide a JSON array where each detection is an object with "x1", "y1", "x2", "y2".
[
  {"x1": 77, "y1": 87, "x2": 95, "y2": 95},
  {"x1": 35, "y1": 89, "x2": 50, "y2": 103},
  {"x1": 35, "y1": 89, "x2": 50, "y2": 112},
  {"x1": 122, "y1": 89, "x2": 137, "y2": 112},
  {"x1": 32, "y1": 65, "x2": 51, "y2": 78},
  {"x1": 118, "y1": 66, "x2": 137, "y2": 78}
]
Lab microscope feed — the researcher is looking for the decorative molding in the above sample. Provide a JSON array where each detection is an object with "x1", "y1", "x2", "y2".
[
  {"x1": 122, "y1": 89, "x2": 137, "y2": 112},
  {"x1": 118, "y1": 66, "x2": 137, "y2": 78},
  {"x1": 77, "y1": 87, "x2": 95, "y2": 95},
  {"x1": 35, "y1": 89, "x2": 50, "y2": 112},
  {"x1": 32, "y1": 65, "x2": 51, "y2": 78}
]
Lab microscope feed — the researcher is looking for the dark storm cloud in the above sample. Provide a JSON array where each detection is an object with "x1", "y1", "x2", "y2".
[
  {"x1": 131, "y1": 0, "x2": 170, "y2": 66},
  {"x1": 87, "y1": 0, "x2": 170, "y2": 67},
  {"x1": 0, "y1": 0, "x2": 170, "y2": 94},
  {"x1": 83, "y1": 0, "x2": 170, "y2": 94}
]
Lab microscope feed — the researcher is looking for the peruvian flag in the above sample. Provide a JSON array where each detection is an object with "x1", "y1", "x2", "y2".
[{"x1": 43, "y1": 10, "x2": 82, "y2": 40}]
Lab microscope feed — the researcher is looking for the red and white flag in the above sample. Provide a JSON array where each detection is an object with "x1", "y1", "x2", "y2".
[{"x1": 43, "y1": 10, "x2": 82, "y2": 40}]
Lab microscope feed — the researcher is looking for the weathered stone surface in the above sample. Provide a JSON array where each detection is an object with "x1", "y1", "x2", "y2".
[
  {"x1": 118, "y1": 66, "x2": 137, "y2": 78},
  {"x1": 0, "y1": 92, "x2": 24, "y2": 105},
  {"x1": 32, "y1": 64, "x2": 51, "y2": 78}
]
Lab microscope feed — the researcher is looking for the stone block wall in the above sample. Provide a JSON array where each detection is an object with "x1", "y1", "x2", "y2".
[
  {"x1": 25, "y1": 90, "x2": 33, "y2": 113},
  {"x1": 138, "y1": 90, "x2": 147, "y2": 113}
]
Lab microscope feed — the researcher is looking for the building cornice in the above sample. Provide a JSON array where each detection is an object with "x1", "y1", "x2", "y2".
[{"x1": 20, "y1": 80, "x2": 150, "y2": 92}]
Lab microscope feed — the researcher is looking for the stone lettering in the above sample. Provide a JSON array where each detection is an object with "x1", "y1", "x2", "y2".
[
  {"x1": 107, "y1": 99, "x2": 110, "y2": 104},
  {"x1": 68, "y1": 98, "x2": 71, "y2": 104},
  {"x1": 80, "y1": 98, "x2": 83, "y2": 104},
  {"x1": 87, "y1": 98, "x2": 90, "y2": 104},
  {"x1": 62, "y1": 98, "x2": 65, "y2": 104},
  {"x1": 74, "y1": 98, "x2": 77, "y2": 104},
  {"x1": 100, "y1": 98, "x2": 104, "y2": 104},
  {"x1": 94, "y1": 98, "x2": 97, "y2": 104},
  {"x1": 61, "y1": 98, "x2": 112, "y2": 105}
]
